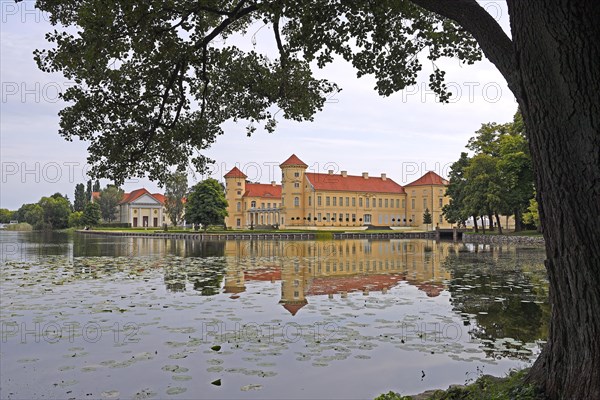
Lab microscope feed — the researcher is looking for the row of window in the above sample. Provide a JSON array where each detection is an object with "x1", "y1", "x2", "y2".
[{"x1": 237, "y1": 201, "x2": 281, "y2": 211}]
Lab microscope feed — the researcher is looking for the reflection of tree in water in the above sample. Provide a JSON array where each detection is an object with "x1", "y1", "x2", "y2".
[{"x1": 443, "y1": 245, "x2": 549, "y2": 359}]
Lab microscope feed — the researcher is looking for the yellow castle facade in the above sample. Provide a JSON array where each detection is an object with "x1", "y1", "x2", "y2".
[{"x1": 225, "y1": 154, "x2": 452, "y2": 230}]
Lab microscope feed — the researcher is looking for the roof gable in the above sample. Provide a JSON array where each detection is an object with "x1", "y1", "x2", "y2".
[
  {"x1": 280, "y1": 154, "x2": 307, "y2": 167},
  {"x1": 131, "y1": 193, "x2": 162, "y2": 205},
  {"x1": 119, "y1": 188, "x2": 164, "y2": 205},
  {"x1": 305, "y1": 173, "x2": 405, "y2": 194},
  {"x1": 405, "y1": 171, "x2": 448, "y2": 186},
  {"x1": 224, "y1": 166, "x2": 247, "y2": 178}
]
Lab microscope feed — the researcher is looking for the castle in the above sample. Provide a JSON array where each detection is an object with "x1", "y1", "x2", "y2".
[{"x1": 224, "y1": 154, "x2": 451, "y2": 230}]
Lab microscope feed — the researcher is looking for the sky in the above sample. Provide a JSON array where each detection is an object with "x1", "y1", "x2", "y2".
[{"x1": 0, "y1": 1, "x2": 516, "y2": 211}]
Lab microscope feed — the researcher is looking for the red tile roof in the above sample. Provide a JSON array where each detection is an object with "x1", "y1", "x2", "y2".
[
  {"x1": 244, "y1": 183, "x2": 282, "y2": 199},
  {"x1": 280, "y1": 154, "x2": 308, "y2": 168},
  {"x1": 91, "y1": 191, "x2": 101, "y2": 201},
  {"x1": 118, "y1": 188, "x2": 165, "y2": 205},
  {"x1": 152, "y1": 193, "x2": 166, "y2": 204},
  {"x1": 305, "y1": 173, "x2": 405, "y2": 194},
  {"x1": 244, "y1": 268, "x2": 281, "y2": 281},
  {"x1": 281, "y1": 302, "x2": 307, "y2": 316},
  {"x1": 405, "y1": 171, "x2": 448, "y2": 186},
  {"x1": 307, "y1": 274, "x2": 404, "y2": 295},
  {"x1": 224, "y1": 166, "x2": 247, "y2": 178}
]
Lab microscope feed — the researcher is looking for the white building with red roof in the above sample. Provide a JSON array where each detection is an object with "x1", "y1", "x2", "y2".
[{"x1": 224, "y1": 154, "x2": 451, "y2": 230}]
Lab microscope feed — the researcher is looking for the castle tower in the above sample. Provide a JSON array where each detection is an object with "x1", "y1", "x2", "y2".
[
  {"x1": 224, "y1": 167, "x2": 247, "y2": 229},
  {"x1": 279, "y1": 259, "x2": 308, "y2": 316},
  {"x1": 279, "y1": 154, "x2": 308, "y2": 228}
]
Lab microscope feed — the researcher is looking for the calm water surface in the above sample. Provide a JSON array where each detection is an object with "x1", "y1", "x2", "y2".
[{"x1": 0, "y1": 231, "x2": 548, "y2": 399}]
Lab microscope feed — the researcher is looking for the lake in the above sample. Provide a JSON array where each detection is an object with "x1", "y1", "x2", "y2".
[{"x1": 0, "y1": 231, "x2": 548, "y2": 399}]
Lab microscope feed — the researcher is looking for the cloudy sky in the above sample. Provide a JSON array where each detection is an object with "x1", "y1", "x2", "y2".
[{"x1": 0, "y1": 1, "x2": 516, "y2": 210}]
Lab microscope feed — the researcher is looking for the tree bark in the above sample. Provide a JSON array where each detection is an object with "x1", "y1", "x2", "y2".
[
  {"x1": 507, "y1": 3, "x2": 600, "y2": 398},
  {"x1": 472, "y1": 215, "x2": 478, "y2": 232},
  {"x1": 495, "y1": 212, "x2": 502, "y2": 235},
  {"x1": 488, "y1": 211, "x2": 494, "y2": 231},
  {"x1": 514, "y1": 208, "x2": 523, "y2": 232},
  {"x1": 410, "y1": 1, "x2": 600, "y2": 398}
]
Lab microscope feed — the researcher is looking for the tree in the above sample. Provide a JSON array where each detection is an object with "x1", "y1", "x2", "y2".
[
  {"x1": 33, "y1": 2, "x2": 600, "y2": 397},
  {"x1": 93, "y1": 180, "x2": 101, "y2": 192},
  {"x1": 68, "y1": 211, "x2": 84, "y2": 227},
  {"x1": 96, "y1": 185, "x2": 124, "y2": 222},
  {"x1": 164, "y1": 172, "x2": 188, "y2": 226},
  {"x1": 85, "y1": 180, "x2": 92, "y2": 204},
  {"x1": 82, "y1": 202, "x2": 101, "y2": 226},
  {"x1": 38, "y1": 195, "x2": 72, "y2": 229},
  {"x1": 14, "y1": 203, "x2": 44, "y2": 228},
  {"x1": 185, "y1": 179, "x2": 228, "y2": 231},
  {"x1": 0, "y1": 209, "x2": 13, "y2": 223},
  {"x1": 74, "y1": 183, "x2": 86, "y2": 212},
  {"x1": 442, "y1": 152, "x2": 471, "y2": 228},
  {"x1": 422, "y1": 208, "x2": 432, "y2": 231}
]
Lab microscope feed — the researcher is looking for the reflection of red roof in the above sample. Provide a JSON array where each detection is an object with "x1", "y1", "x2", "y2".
[
  {"x1": 224, "y1": 167, "x2": 248, "y2": 178},
  {"x1": 409, "y1": 281, "x2": 444, "y2": 297},
  {"x1": 119, "y1": 188, "x2": 164, "y2": 205},
  {"x1": 405, "y1": 171, "x2": 448, "y2": 186},
  {"x1": 244, "y1": 183, "x2": 282, "y2": 199},
  {"x1": 244, "y1": 268, "x2": 281, "y2": 281},
  {"x1": 307, "y1": 274, "x2": 403, "y2": 295},
  {"x1": 280, "y1": 154, "x2": 308, "y2": 167},
  {"x1": 281, "y1": 302, "x2": 307, "y2": 316},
  {"x1": 305, "y1": 173, "x2": 405, "y2": 194}
]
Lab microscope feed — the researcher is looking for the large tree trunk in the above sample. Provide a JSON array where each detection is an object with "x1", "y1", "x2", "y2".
[
  {"x1": 472, "y1": 215, "x2": 478, "y2": 232},
  {"x1": 487, "y1": 211, "x2": 494, "y2": 231},
  {"x1": 508, "y1": 2, "x2": 600, "y2": 398}
]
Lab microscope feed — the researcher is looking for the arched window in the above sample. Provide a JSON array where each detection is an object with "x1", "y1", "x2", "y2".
[
  {"x1": 294, "y1": 197, "x2": 300, "y2": 207},
  {"x1": 251, "y1": 201, "x2": 256, "y2": 208}
]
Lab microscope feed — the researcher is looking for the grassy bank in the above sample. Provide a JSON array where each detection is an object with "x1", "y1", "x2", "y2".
[
  {"x1": 375, "y1": 369, "x2": 544, "y2": 400},
  {"x1": 2, "y1": 223, "x2": 33, "y2": 231}
]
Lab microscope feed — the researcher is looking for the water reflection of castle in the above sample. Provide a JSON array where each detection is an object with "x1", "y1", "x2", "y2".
[{"x1": 222, "y1": 240, "x2": 454, "y2": 315}]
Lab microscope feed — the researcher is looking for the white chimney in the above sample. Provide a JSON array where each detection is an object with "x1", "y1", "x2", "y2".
[
  {"x1": 341, "y1": 171, "x2": 348, "y2": 177},
  {"x1": 362, "y1": 172, "x2": 369, "y2": 179},
  {"x1": 381, "y1": 173, "x2": 387, "y2": 181}
]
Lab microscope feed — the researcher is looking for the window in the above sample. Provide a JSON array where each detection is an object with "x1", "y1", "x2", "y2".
[
  {"x1": 352, "y1": 213, "x2": 356, "y2": 222},
  {"x1": 326, "y1": 197, "x2": 330, "y2": 206},
  {"x1": 439, "y1": 198, "x2": 443, "y2": 207},
  {"x1": 439, "y1": 215, "x2": 443, "y2": 223},
  {"x1": 339, "y1": 197, "x2": 343, "y2": 206},
  {"x1": 236, "y1": 202, "x2": 241, "y2": 211},
  {"x1": 237, "y1": 191, "x2": 242, "y2": 195},
  {"x1": 333, "y1": 197, "x2": 337, "y2": 206},
  {"x1": 385, "y1": 199, "x2": 388, "y2": 208},
  {"x1": 379, "y1": 198, "x2": 383, "y2": 208},
  {"x1": 346, "y1": 213, "x2": 350, "y2": 222},
  {"x1": 333, "y1": 213, "x2": 337, "y2": 222},
  {"x1": 318, "y1": 213, "x2": 322, "y2": 221},
  {"x1": 326, "y1": 213, "x2": 330, "y2": 221},
  {"x1": 366, "y1": 198, "x2": 370, "y2": 208},
  {"x1": 294, "y1": 197, "x2": 300, "y2": 207},
  {"x1": 346, "y1": 197, "x2": 350, "y2": 207},
  {"x1": 294, "y1": 291, "x2": 299, "y2": 298},
  {"x1": 359, "y1": 197, "x2": 363, "y2": 207},
  {"x1": 308, "y1": 196, "x2": 312, "y2": 206},
  {"x1": 267, "y1": 202, "x2": 271, "y2": 209},
  {"x1": 396, "y1": 199, "x2": 400, "y2": 208},
  {"x1": 308, "y1": 213, "x2": 312, "y2": 221},
  {"x1": 372, "y1": 198, "x2": 376, "y2": 208},
  {"x1": 402, "y1": 199, "x2": 406, "y2": 209},
  {"x1": 423, "y1": 198, "x2": 427, "y2": 208},
  {"x1": 411, "y1": 199, "x2": 415, "y2": 209},
  {"x1": 352, "y1": 197, "x2": 356, "y2": 207},
  {"x1": 294, "y1": 172, "x2": 300, "y2": 177},
  {"x1": 318, "y1": 196, "x2": 322, "y2": 206},
  {"x1": 261, "y1": 202, "x2": 265, "y2": 209},
  {"x1": 294, "y1": 182, "x2": 300, "y2": 188},
  {"x1": 251, "y1": 201, "x2": 256, "y2": 208},
  {"x1": 236, "y1": 218, "x2": 241, "y2": 227}
]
